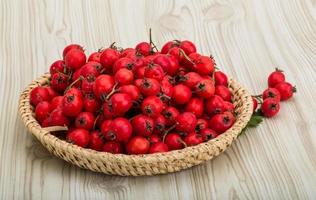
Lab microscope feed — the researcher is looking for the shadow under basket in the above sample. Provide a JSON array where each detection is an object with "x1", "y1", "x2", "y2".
[{"x1": 19, "y1": 73, "x2": 253, "y2": 176}]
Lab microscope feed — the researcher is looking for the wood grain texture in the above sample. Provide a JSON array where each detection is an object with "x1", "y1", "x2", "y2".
[{"x1": 1, "y1": 0, "x2": 316, "y2": 199}]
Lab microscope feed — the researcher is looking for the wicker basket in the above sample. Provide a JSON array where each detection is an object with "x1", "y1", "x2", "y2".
[{"x1": 18, "y1": 73, "x2": 253, "y2": 176}]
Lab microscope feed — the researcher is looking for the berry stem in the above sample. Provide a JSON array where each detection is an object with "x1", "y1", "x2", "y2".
[
  {"x1": 210, "y1": 54, "x2": 217, "y2": 66},
  {"x1": 160, "y1": 94, "x2": 171, "y2": 100},
  {"x1": 149, "y1": 28, "x2": 153, "y2": 44},
  {"x1": 109, "y1": 42, "x2": 116, "y2": 49},
  {"x1": 93, "y1": 114, "x2": 101, "y2": 130},
  {"x1": 179, "y1": 49, "x2": 194, "y2": 65},
  {"x1": 149, "y1": 28, "x2": 159, "y2": 52},
  {"x1": 57, "y1": 70, "x2": 69, "y2": 77},
  {"x1": 173, "y1": 39, "x2": 181, "y2": 44},
  {"x1": 99, "y1": 68, "x2": 106, "y2": 74},
  {"x1": 162, "y1": 123, "x2": 178, "y2": 142},
  {"x1": 252, "y1": 95, "x2": 263, "y2": 104},
  {"x1": 178, "y1": 139, "x2": 187, "y2": 148},
  {"x1": 64, "y1": 76, "x2": 83, "y2": 93},
  {"x1": 67, "y1": 70, "x2": 73, "y2": 82},
  {"x1": 100, "y1": 94, "x2": 107, "y2": 102},
  {"x1": 106, "y1": 83, "x2": 118, "y2": 100},
  {"x1": 252, "y1": 94, "x2": 262, "y2": 98},
  {"x1": 128, "y1": 115, "x2": 136, "y2": 122},
  {"x1": 211, "y1": 71, "x2": 215, "y2": 83}
]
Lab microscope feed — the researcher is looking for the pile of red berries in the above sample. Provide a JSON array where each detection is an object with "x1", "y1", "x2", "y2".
[
  {"x1": 30, "y1": 39, "x2": 238, "y2": 155},
  {"x1": 252, "y1": 68, "x2": 296, "y2": 118}
]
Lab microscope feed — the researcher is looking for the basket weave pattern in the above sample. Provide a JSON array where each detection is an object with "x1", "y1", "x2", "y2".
[{"x1": 19, "y1": 73, "x2": 253, "y2": 176}]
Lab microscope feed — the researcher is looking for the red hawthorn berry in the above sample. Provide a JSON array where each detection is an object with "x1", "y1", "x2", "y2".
[
  {"x1": 30, "y1": 86, "x2": 50, "y2": 106},
  {"x1": 194, "y1": 56, "x2": 215, "y2": 76},
  {"x1": 205, "y1": 95, "x2": 225, "y2": 115},
  {"x1": 131, "y1": 114, "x2": 154, "y2": 137},
  {"x1": 135, "y1": 42, "x2": 152, "y2": 56},
  {"x1": 183, "y1": 132, "x2": 203, "y2": 146},
  {"x1": 45, "y1": 86, "x2": 59, "y2": 99},
  {"x1": 268, "y1": 68, "x2": 285, "y2": 88},
  {"x1": 66, "y1": 128, "x2": 90, "y2": 148},
  {"x1": 262, "y1": 88, "x2": 281, "y2": 102},
  {"x1": 162, "y1": 107, "x2": 180, "y2": 126},
  {"x1": 209, "y1": 112, "x2": 235, "y2": 134},
  {"x1": 35, "y1": 101, "x2": 51, "y2": 123},
  {"x1": 88, "y1": 51, "x2": 102, "y2": 63},
  {"x1": 149, "y1": 142, "x2": 169, "y2": 154},
  {"x1": 215, "y1": 86, "x2": 232, "y2": 102},
  {"x1": 63, "y1": 44, "x2": 83, "y2": 58},
  {"x1": 118, "y1": 84, "x2": 140, "y2": 101},
  {"x1": 126, "y1": 136, "x2": 150, "y2": 155},
  {"x1": 83, "y1": 93, "x2": 101, "y2": 114},
  {"x1": 161, "y1": 41, "x2": 178, "y2": 54},
  {"x1": 50, "y1": 96, "x2": 63, "y2": 111},
  {"x1": 64, "y1": 49, "x2": 86, "y2": 70},
  {"x1": 109, "y1": 93, "x2": 132, "y2": 116},
  {"x1": 160, "y1": 75, "x2": 174, "y2": 101},
  {"x1": 101, "y1": 118, "x2": 132, "y2": 143},
  {"x1": 185, "y1": 98, "x2": 204, "y2": 117},
  {"x1": 176, "y1": 112, "x2": 197, "y2": 133},
  {"x1": 71, "y1": 68, "x2": 83, "y2": 88},
  {"x1": 100, "y1": 48, "x2": 120, "y2": 70},
  {"x1": 93, "y1": 75, "x2": 115, "y2": 100},
  {"x1": 121, "y1": 48, "x2": 136, "y2": 57},
  {"x1": 275, "y1": 82, "x2": 296, "y2": 101},
  {"x1": 102, "y1": 141, "x2": 123, "y2": 154},
  {"x1": 75, "y1": 112, "x2": 95, "y2": 130},
  {"x1": 195, "y1": 79, "x2": 215, "y2": 99},
  {"x1": 62, "y1": 89, "x2": 83, "y2": 117},
  {"x1": 152, "y1": 114, "x2": 166, "y2": 135},
  {"x1": 179, "y1": 72, "x2": 202, "y2": 89},
  {"x1": 50, "y1": 60, "x2": 65, "y2": 75},
  {"x1": 113, "y1": 57, "x2": 135, "y2": 74},
  {"x1": 144, "y1": 63, "x2": 164, "y2": 81},
  {"x1": 195, "y1": 118, "x2": 208, "y2": 133},
  {"x1": 148, "y1": 135, "x2": 161, "y2": 144},
  {"x1": 141, "y1": 96, "x2": 163, "y2": 117},
  {"x1": 179, "y1": 40, "x2": 196, "y2": 55},
  {"x1": 200, "y1": 128, "x2": 218, "y2": 141},
  {"x1": 223, "y1": 101, "x2": 234, "y2": 112},
  {"x1": 172, "y1": 84, "x2": 192, "y2": 105},
  {"x1": 49, "y1": 109, "x2": 70, "y2": 127},
  {"x1": 252, "y1": 97, "x2": 258, "y2": 112},
  {"x1": 89, "y1": 131, "x2": 104, "y2": 151},
  {"x1": 168, "y1": 47, "x2": 184, "y2": 62},
  {"x1": 138, "y1": 78, "x2": 160, "y2": 97},
  {"x1": 80, "y1": 62, "x2": 101, "y2": 78},
  {"x1": 114, "y1": 68, "x2": 134, "y2": 85},
  {"x1": 51, "y1": 72, "x2": 69, "y2": 92},
  {"x1": 153, "y1": 54, "x2": 178, "y2": 76},
  {"x1": 214, "y1": 71, "x2": 228, "y2": 86},
  {"x1": 164, "y1": 133, "x2": 184, "y2": 150},
  {"x1": 261, "y1": 98, "x2": 280, "y2": 117}
]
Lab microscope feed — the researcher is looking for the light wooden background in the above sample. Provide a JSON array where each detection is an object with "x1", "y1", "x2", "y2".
[{"x1": 1, "y1": 0, "x2": 316, "y2": 199}]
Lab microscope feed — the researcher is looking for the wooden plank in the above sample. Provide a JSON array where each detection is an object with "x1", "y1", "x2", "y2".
[{"x1": 0, "y1": 0, "x2": 315, "y2": 199}]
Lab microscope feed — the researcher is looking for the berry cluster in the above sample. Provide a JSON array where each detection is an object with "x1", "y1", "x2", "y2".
[
  {"x1": 252, "y1": 68, "x2": 296, "y2": 118},
  {"x1": 30, "y1": 39, "x2": 237, "y2": 155}
]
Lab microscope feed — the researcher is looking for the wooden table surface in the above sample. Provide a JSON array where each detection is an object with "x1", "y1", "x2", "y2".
[{"x1": 1, "y1": 0, "x2": 316, "y2": 199}]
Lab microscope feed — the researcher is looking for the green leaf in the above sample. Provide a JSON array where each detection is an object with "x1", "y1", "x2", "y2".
[
  {"x1": 247, "y1": 115, "x2": 263, "y2": 127},
  {"x1": 238, "y1": 113, "x2": 264, "y2": 137}
]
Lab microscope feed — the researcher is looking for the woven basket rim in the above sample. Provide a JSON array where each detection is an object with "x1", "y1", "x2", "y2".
[{"x1": 19, "y1": 73, "x2": 253, "y2": 175}]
